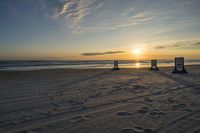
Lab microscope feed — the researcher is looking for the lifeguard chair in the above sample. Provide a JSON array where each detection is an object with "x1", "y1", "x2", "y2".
[
  {"x1": 112, "y1": 60, "x2": 120, "y2": 70},
  {"x1": 150, "y1": 60, "x2": 159, "y2": 71},
  {"x1": 172, "y1": 57, "x2": 187, "y2": 73}
]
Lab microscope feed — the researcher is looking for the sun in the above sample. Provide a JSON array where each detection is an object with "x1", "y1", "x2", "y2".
[{"x1": 132, "y1": 48, "x2": 142, "y2": 55}]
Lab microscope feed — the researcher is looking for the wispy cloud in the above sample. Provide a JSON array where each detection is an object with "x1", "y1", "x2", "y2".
[
  {"x1": 114, "y1": 11, "x2": 155, "y2": 28},
  {"x1": 71, "y1": 11, "x2": 155, "y2": 32},
  {"x1": 155, "y1": 44, "x2": 182, "y2": 49},
  {"x1": 155, "y1": 41, "x2": 200, "y2": 49},
  {"x1": 47, "y1": 1, "x2": 197, "y2": 34},
  {"x1": 52, "y1": 0, "x2": 102, "y2": 28},
  {"x1": 120, "y1": 8, "x2": 134, "y2": 17},
  {"x1": 81, "y1": 51, "x2": 124, "y2": 56},
  {"x1": 194, "y1": 42, "x2": 200, "y2": 46},
  {"x1": 48, "y1": 1, "x2": 157, "y2": 32}
]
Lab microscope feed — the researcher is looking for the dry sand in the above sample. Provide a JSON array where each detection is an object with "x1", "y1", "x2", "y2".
[{"x1": 0, "y1": 65, "x2": 199, "y2": 133}]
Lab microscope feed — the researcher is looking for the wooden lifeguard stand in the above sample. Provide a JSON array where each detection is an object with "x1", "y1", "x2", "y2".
[
  {"x1": 172, "y1": 57, "x2": 187, "y2": 73},
  {"x1": 150, "y1": 60, "x2": 159, "y2": 71},
  {"x1": 112, "y1": 60, "x2": 120, "y2": 70}
]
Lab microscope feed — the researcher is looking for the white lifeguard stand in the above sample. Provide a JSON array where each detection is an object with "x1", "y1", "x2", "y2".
[
  {"x1": 172, "y1": 57, "x2": 187, "y2": 73},
  {"x1": 150, "y1": 60, "x2": 159, "y2": 71},
  {"x1": 112, "y1": 60, "x2": 120, "y2": 70}
]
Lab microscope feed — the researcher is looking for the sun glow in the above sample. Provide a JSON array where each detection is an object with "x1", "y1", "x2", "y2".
[{"x1": 132, "y1": 48, "x2": 142, "y2": 55}]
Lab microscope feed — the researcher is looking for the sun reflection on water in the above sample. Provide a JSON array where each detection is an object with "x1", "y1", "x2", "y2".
[{"x1": 135, "y1": 62, "x2": 140, "y2": 68}]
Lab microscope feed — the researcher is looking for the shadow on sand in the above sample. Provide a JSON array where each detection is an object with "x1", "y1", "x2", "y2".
[{"x1": 157, "y1": 71, "x2": 199, "y2": 89}]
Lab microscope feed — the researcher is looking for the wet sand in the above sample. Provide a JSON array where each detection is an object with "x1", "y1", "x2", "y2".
[{"x1": 0, "y1": 65, "x2": 200, "y2": 133}]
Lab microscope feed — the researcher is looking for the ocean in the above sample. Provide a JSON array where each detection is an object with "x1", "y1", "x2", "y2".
[{"x1": 0, "y1": 59, "x2": 200, "y2": 71}]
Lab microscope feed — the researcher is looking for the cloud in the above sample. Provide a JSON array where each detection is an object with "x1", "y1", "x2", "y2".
[
  {"x1": 155, "y1": 44, "x2": 181, "y2": 49},
  {"x1": 52, "y1": 0, "x2": 102, "y2": 28},
  {"x1": 112, "y1": 12, "x2": 154, "y2": 28},
  {"x1": 120, "y1": 8, "x2": 134, "y2": 17},
  {"x1": 81, "y1": 51, "x2": 124, "y2": 56},
  {"x1": 47, "y1": 1, "x2": 157, "y2": 32},
  {"x1": 70, "y1": 11, "x2": 155, "y2": 32},
  {"x1": 40, "y1": 1, "x2": 166, "y2": 34},
  {"x1": 47, "y1": 2, "x2": 171, "y2": 33},
  {"x1": 194, "y1": 42, "x2": 200, "y2": 46},
  {"x1": 155, "y1": 41, "x2": 200, "y2": 49}
]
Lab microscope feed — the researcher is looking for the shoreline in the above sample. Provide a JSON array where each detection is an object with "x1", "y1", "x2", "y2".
[{"x1": 0, "y1": 64, "x2": 199, "y2": 72}]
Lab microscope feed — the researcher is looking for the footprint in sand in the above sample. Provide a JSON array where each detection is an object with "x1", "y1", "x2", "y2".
[
  {"x1": 117, "y1": 111, "x2": 133, "y2": 117},
  {"x1": 120, "y1": 127, "x2": 143, "y2": 133},
  {"x1": 88, "y1": 92, "x2": 101, "y2": 99},
  {"x1": 167, "y1": 97, "x2": 176, "y2": 103},
  {"x1": 70, "y1": 115, "x2": 93, "y2": 123},
  {"x1": 17, "y1": 128, "x2": 45, "y2": 133},
  {"x1": 138, "y1": 107, "x2": 149, "y2": 114},
  {"x1": 67, "y1": 99, "x2": 85, "y2": 106},
  {"x1": 120, "y1": 127, "x2": 157, "y2": 133},
  {"x1": 138, "y1": 107, "x2": 166, "y2": 118},
  {"x1": 120, "y1": 128, "x2": 136, "y2": 133},
  {"x1": 143, "y1": 129, "x2": 157, "y2": 133},
  {"x1": 144, "y1": 97, "x2": 153, "y2": 103},
  {"x1": 148, "y1": 109, "x2": 166, "y2": 118},
  {"x1": 171, "y1": 103, "x2": 186, "y2": 111}
]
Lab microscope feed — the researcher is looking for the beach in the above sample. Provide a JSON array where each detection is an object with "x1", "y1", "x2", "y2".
[{"x1": 0, "y1": 65, "x2": 200, "y2": 133}]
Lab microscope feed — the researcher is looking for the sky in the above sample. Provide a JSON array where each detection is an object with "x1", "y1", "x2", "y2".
[{"x1": 0, "y1": 0, "x2": 200, "y2": 60}]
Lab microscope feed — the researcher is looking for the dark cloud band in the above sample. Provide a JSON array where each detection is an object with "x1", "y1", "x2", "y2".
[
  {"x1": 81, "y1": 51, "x2": 124, "y2": 56},
  {"x1": 155, "y1": 41, "x2": 200, "y2": 49}
]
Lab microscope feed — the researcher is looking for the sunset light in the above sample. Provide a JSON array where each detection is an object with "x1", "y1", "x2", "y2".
[
  {"x1": 133, "y1": 48, "x2": 142, "y2": 55},
  {"x1": 0, "y1": 1, "x2": 200, "y2": 132}
]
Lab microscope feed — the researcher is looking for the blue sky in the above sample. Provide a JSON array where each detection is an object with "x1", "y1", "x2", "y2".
[{"x1": 0, "y1": 0, "x2": 200, "y2": 60}]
